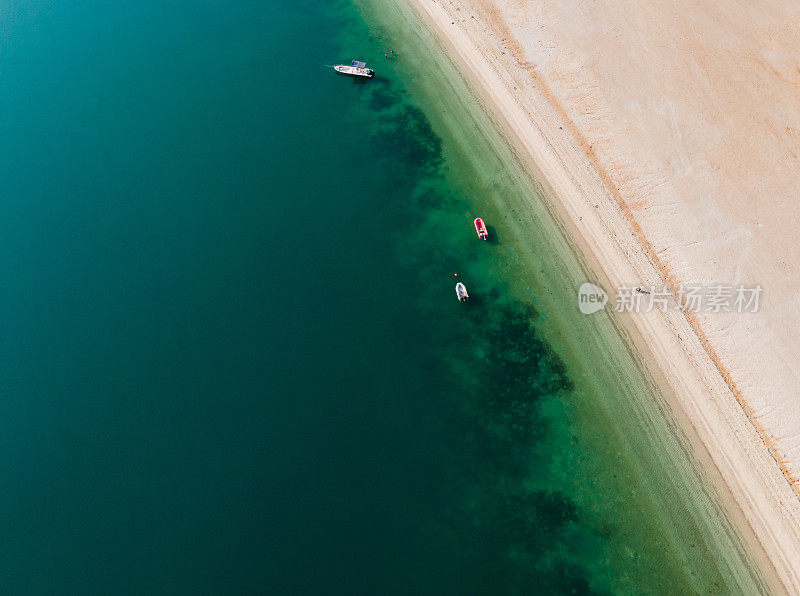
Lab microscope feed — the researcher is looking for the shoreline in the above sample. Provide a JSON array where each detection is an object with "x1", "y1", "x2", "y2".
[{"x1": 397, "y1": 0, "x2": 800, "y2": 590}]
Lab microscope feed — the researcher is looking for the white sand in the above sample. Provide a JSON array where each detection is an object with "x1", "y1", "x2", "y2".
[{"x1": 406, "y1": 0, "x2": 800, "y2": 589}]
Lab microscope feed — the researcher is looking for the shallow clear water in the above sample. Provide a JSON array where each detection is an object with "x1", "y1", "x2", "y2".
[{"x1": 0, "y1": 0, "x2": 768, "y2": 592}]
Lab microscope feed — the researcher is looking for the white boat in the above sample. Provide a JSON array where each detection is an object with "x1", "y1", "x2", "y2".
[
  {"x1": 455, "y1": 282, "x2": 469, "y2": 302},
  {"x1": 334, "y1": 60, "x2": 374, "y2": 78}
]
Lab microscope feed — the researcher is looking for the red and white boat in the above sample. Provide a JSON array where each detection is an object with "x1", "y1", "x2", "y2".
[{"x1": 473, "y1": 218, "x2": 488, "y2": 240}]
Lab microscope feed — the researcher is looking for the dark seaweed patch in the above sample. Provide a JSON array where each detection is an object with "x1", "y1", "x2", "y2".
[
  {"x1": 499, "y1": 489, "x2": 578, "y2": 549},
  {"x1": 435, "y1": 298, "x2": 602, "y2": 590},
  {"x1": 370, "y1": 104, "x2": 443, "y2": 178},
  {"x1": 367, "y1": 85, "x2": 400, "y2": 111},
  {"x1": 469, "y1": 302, "x2": 573, "y2": 456}
]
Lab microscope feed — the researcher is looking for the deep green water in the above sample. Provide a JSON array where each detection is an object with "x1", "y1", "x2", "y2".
[{"x1": 0, "y1": 0, "x2": 770, "y2": 593}]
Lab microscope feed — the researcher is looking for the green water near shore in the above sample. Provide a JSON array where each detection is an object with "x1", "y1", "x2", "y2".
[{"x1": 0, "y1": 0, "x2": 770, "y2": 592}]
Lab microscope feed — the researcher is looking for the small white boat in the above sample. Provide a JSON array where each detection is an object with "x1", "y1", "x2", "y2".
[
  {"x1": 455, "y1": 282, "x2": 469, "y2": 302},
  {"x1": 334, "y1": 60, "x2": 374, "y2": 78}
]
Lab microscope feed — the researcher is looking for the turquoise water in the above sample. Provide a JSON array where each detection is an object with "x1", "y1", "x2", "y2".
[{"x1": 0, "y1": 0, "x2": 769, "y2": 593}]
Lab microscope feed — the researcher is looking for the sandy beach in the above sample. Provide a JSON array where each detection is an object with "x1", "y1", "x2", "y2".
[{"x1": 403, "y1": 0, "x2": 800, "y2": 589}]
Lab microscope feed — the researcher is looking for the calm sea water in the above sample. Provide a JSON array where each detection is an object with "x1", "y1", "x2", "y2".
[{"x1": 0, "y1": 0, "x2": 765, "y2": 593}]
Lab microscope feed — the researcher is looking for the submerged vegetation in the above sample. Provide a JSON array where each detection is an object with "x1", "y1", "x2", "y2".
[{"x1": 361, "y1": 75, "x2": 606, "y2": 592}]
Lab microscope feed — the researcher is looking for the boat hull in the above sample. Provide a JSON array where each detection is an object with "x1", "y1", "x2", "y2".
[
  {"x1": 474, "y1": 218, "x2": 488, "y2": 240},
  {"x1": 455, "y1": 282, "x2": 469, "y2": 302},
  {"x1": 334, "y1": 65, "x2": 374, "y2": 78}
]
